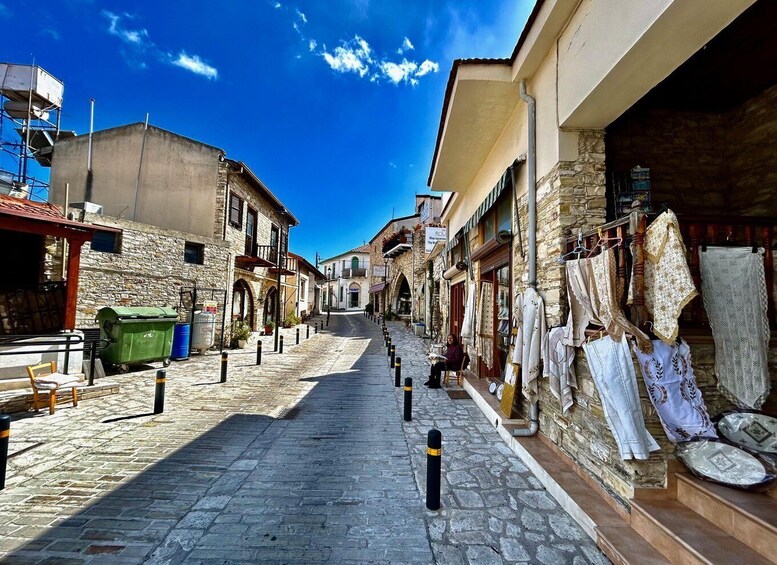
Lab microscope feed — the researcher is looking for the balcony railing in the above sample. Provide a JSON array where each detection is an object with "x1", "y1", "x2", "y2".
[{"x1": 342, "y1": 267, "x2": 367, "y2": 278}]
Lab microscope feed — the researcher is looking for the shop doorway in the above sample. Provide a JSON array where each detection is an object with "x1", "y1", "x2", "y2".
[
  {"x1": 232, "y1": 279, "x2": 254, "y2": 329},
  {"x1": 349, "y1": 283, "x2": 360, "y2": 308},
  {"x1": 450, "y1": 282, "x2": 465, "y2": 341},
  {"x1": 396, "y1": 274, "x2": 411, "y2": 315},
  {"x1": 263, "y1": 286, "x2": 277, "y2": 326}
]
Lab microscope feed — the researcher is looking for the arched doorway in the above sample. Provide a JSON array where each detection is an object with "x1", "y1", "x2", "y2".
[
  {"x1": 232, "y1": 279, "x2": 254, "y2": 329},
  {"x1": 264, "y1": 286, "x2": 277, "y2": 327},
  {"x1": 348, "y1": 282, "x2": 360, "y2": 308},
  {"x1": 395, "y1": 274, "x2": 411, "y2": 315}
]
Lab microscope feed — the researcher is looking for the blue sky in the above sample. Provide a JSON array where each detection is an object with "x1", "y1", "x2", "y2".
[{"x1": 2, "y1": 0, "x2": 533, "y2": 262}]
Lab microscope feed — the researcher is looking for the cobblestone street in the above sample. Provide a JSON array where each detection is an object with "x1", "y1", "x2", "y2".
[{"x1": 0, "y1": 312, "x2": 607, "y2": 564}]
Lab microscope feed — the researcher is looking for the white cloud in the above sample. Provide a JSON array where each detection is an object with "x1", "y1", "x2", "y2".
[
  {"x1": 389, "y1": 161, "x2": 397, "y2": 168},
  {"x1": 296, "y1": 8, "x2": 307, "y2": 23},
  {"x1": 416, "y1": 59, "x2": 439, "y2": 77},
  {"x1": 171, "y1": 52, "x2": 218, "y2": 80},
  {"x1": 103, "y1": 11, "x2": 149, "y2": 46},
  {"x1": 308, "y1": 39, "x2": 317, "y2": 52},
  {"x1": 274, "y1": 2, "x2": 281, "y2": 8},
  {"x1": 322, "y1": 35, "x2": 373, "y2": 78},
  {"x1": 397, "y1": 37, "x2": 414, "y2": 54},
  {"x1": 381, "y1": 59, "x2": 417, "y2": 84},
  {"x1": 43, "y1": 27, "x2": 61, "y2": 41}
]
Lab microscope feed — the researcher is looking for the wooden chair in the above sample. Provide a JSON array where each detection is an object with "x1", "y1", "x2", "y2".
[
  {"x1": 26, "y1": 362, "x2": 81, "y2": 415},
  {"x1": 443, "y1": 352, "x2": 470, "y2": 387}
]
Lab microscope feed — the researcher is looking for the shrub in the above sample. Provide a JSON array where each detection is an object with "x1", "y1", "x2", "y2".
[{"x1": 365, "y1": 302, "x2": 374, "y2": 315}]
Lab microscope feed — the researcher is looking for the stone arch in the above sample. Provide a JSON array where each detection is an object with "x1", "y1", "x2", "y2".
[
  {"x1": 263, "y1": 285, "x2": 277, "y2": 327},
  {"x1": 232, "y1": 278, "x2": 255, "y2": 329}
]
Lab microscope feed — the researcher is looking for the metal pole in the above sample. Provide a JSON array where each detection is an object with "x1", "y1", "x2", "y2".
[
  {"x1": 220, "y1": 352, "x2": 228, "y2": 383},
  {"x1": 279, "y1": 335, "x2": 284, "y2": 354},
  {"x1": 394, "y1": 356, "x2": 401, "y2": 387},
  {"x1": 387, "y1": 337, "x2": 392, "y2": 357},
  {"x1": 426, "y1": 429, "x2": 442, "y2": 510},
  {"x1": 315, "y1": 322, "x2": 318, "y2": 334},
  {"x1": 403, "y1": 378, "x2": 412, "y2": 422},
  {"x1": 88, "y1": 341, "x2": 97, "y2": 386},
  {"x1": 154, "y1": 369, "x2": 166, "y2": 414},
  {"x1": 306, "y1": 324, "x2": 310, "y2": 339},
  {"x1": 390, "y1": 345, "x2": 396, "y2": 369},
  {"x1": 296, "y1": 327, "x2": 300, "y2": 345},
  {"x1": 0, "y1": 415, "x2": 9, "y2": 490},
  {"x1": 256, "y1": 340, "x2": 262, "y2": 365}
]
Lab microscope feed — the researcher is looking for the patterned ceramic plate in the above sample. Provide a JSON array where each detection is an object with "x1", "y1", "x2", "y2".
[
  {"x1": 496, "y1": 383, "x2": 504, "y2": 401},
  {"x1": 488, "y1": 381, "x2": 498, "y2": 395},
  {"x1": 715, "y1": 410, "x2": 777, "y2": 454},
  {"x1": 676, "y1": 439, "x2": 776, "y2": 490}
]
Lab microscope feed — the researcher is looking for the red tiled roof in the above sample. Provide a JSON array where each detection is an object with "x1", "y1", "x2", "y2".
[{"x1": 0, "y1": 194, "x2": 65, "y2": 220}]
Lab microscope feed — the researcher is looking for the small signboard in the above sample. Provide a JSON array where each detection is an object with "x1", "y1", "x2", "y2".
[
  {"x1": 373, "y1": 265, "x2": 386, "y2": 277},
  {"x1": 203, "y1": 300, "x2": 218, "y2": 314},
  {"x1": 425, "y1": 226, "x2": 447, "y2": 253}
]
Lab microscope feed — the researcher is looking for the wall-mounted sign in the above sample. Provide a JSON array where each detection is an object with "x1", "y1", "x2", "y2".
[
  {"x1": 373, "y1": 265, "x2": 386, "y2": 277},
  {"x1": 425, "y1": 226, "x2": 447, "y2": 253}
]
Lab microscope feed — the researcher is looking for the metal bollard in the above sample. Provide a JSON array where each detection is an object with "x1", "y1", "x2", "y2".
[
  {"x1": 426, "y1": 429, "x2": 442, "y2": 510},
  {"x1": 154, "y1": 369, "x2": 166, "y2": 414},
  {"x1": 403, "y1": 378, "x2": 412, "y2": 422},
  {"x1": 315, "y1": 322, "x2": 318, "y2": 334},
  {"x1": 256, "y1": 340, "x2": 262, "y2": 365},
  {"x1": 306, "y1": 325, "x2": 310, "y2": 339},
  {"x1": 0, "y1": 414, "x2": 9, "y2": 491},
  {"x1": 88, "y1": 340, "x2": 97, "y2": 386},
  {"x1": 390, "y1": 345, "x2": 396, "y2": 369},
  {"x1": 387, "y1": 337, "x2": 392, "y2": 357},
  {"x1": 279, "y1": 335, "x2": 284, "y2": 354},
  {"x1": 394, "y1": 356, "x2": 402, "y2": 387},
  {"x1": 220, "y1": 352, "x2": 228, "y2": 383},
  {"x1": 296, "y1": 328, "x2": 300, "y2": 345}
]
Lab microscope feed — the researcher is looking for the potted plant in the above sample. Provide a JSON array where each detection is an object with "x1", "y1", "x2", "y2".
[
  {"x1": 232, "y1": 321, "x2": 251, "y2": 349},
  {"x1": 284, "y1": 313, "x2": 300, "y2": 328},
  {"x1": 263, "y1": 319, "x2": 275, "y2": 336}
]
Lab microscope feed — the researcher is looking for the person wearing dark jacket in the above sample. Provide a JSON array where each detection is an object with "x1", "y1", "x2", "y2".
[{"x1": 425, "y1": 334, "x2": 463, "y2": 388}]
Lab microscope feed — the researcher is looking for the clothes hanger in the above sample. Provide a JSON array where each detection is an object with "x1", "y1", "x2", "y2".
[
  {"x1": 586, "y1": 227, "x2": 623, "y2": 258},
  {"x1": 558, "y1": 232, "x2": 592, "y2": 263}
]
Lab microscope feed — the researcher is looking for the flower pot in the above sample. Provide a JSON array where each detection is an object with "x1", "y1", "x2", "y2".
[
  {"x1": 264, "y1": 326, "x2": 274, "y2": 335},
  {"x1": 237, "y1": 339, "x2": 247, "y2": 349}
]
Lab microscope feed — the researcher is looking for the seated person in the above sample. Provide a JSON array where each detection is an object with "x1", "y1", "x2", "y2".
[{"x1": 425, "y1": 334, "x2": 463, "y2": 388}]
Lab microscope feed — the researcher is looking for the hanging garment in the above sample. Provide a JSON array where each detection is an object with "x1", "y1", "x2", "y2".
[
  {"x1": 700, "y1": 247, "x2": 770, "y2": 409},
  {"x1": 512, "y1": 288, "x2": 546, "y2": 401},
  {"x1": 542, "y1": 326, "x2": 577, "y2": 413},
  {"x1": 634, "y1": 339, "x2": 717, "y2": 443},
  {"x1": 583, "y1": 335, "x2": 660, "y2": 460},
  {"x1": 563, "y1": 258, "x2": 601, "y2": 347},
  {"x1": 590, "y1": 247, "x2": 652, "y2": 352},
  {"x1": 476, "y1": 281, "x2": 495, "y2": 370},
  {"x1": 632, "y1": 210, "x2": 698, "y2": 344},
  {"x1": 460, "y1": 280, "x2": 477, "y2": 349}
]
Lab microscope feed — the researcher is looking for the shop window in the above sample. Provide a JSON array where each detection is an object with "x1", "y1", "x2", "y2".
[
  {"x1": 497, "y1": 197, "x2": 511, "y2": 233},
  {"x1": 91, "y1": 230, "x2": 120, "y2": 254},
  {"x1": 184, "y1": 242, "x2": 205, "y2": 265},
  {"x1": 479, "y1": 192, "x2": 512, "y2": 243},
  {"x1": 229, "y1": 193, "x2": 243, "y2": 228}
]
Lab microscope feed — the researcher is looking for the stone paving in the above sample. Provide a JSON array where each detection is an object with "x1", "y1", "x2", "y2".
[{"x1": 0, "y1": 312, "x2": 608, "y2": 564}]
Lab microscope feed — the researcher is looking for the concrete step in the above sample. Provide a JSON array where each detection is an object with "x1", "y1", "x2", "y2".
[
  {"x1": 631, "y1": 498, "x2": 774, "y2": 565},
  {"x1": 675, "y1": 472, "x2": 777, "y2": 562},
  {"x1": 596, "y1": 525, "x2": 670, "y2": 565}
]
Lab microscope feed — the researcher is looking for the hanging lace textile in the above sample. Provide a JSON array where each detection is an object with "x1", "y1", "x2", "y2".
[
  {"x1": 562, "y1": 258, "x2": 601, "y2": 347},
  {"x1": 634, "y1": 339, "x2": 717, "y2": 443},
  {"x1": 590, "y1": 247, "x2": 652, "y2": 352},
  {"x1": 628, "y1": 210, "x2": 698, "y2": 344},
  {"x1": 700, "y1": 247, "x2": 770, "y2": 409},
  {"x1": 583, "y1": 335, "x2": 660, "y2": 460},
  {"x1": 476, "y1": 281, "x2": 494, "y2": 369},
  {"x1": 543, "y1": 326, "x2": 577, "y2": 413},
  {"x1": 511, "y1": 288, "x2": 546, "y2": 401},
  {"x1": 460, "y1": 280, "x2": 478, "y2": 350}
]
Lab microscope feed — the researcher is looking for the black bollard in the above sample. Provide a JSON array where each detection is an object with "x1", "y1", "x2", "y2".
[
  {"x1": 0, "y1": 414, "x2": 9, "y2": 490},
  {"x1": 256, "y1": 340, "x2": 262, "y2": 366},
  {"x1": 403, "y1": 378, "x2": 412, "y2": 422},
  {"x1": 88, "y1": 340, "x2": 97, "y2": 386},
  {"x1": 306, "y1": 325, "x2": 310, "y2": 339},
  {"x1": 154, "y1": 369, "x2": 166, "y2": 414},
  {"x1": 387, "y1": 337, "x2": 392, "y2": 357},
  {"x1": 426, "y1": 429, "x2": 442, "y2": 510},
  {"x1": 390, "y1": 345, "x2": 396, "y2": 369},
  {"x1": 296, "y1": 328, "x2": 300, "y2": 345},
  {"x1": 395, "y1": 356, "x2": 402, "y2": 387},
  {"x1": 315, "y1": 322, "x2": 318, "y2": 334},
  {"x1": 280, "y1": 335, "x2": 284, "y2": 354},
  {"x1": 220, "y1": 351, "x2": 228, "y2": 383}
]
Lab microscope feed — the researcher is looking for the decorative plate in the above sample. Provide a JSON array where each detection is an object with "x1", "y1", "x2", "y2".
[
  {"x1": 676, "y1": 439, "x2": 777, "y2": 491},
  {"x1": 488, "y1": 381, "x2": 497, "y2": 395},
  {"x1": 714, "y1": 410, "x2": 777, "y2": 454},
  {"x1": 496, "y1": 383, "x2": 504, "y2": 401}
]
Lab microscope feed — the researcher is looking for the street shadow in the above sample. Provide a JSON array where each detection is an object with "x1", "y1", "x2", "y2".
[{"x1": 101, "y1": 412, "x2": 156, "y2": 423}]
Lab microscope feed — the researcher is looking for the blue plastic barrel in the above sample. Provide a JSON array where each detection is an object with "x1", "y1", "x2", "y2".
[{"x1": 171, "y1": 323, "x2": 191, "y2": 360}]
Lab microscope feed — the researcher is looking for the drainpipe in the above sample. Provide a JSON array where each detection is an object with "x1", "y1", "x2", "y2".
[{"x1": 514, "y1": 78, "x2": 539, "y2": 437}]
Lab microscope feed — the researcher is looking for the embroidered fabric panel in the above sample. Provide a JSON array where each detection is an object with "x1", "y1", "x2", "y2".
[
  {"x1": 634, "y1": 339, "x2": 717, "y2": 443},
  {"x1": 563, "y1": 258, "x2": 598, "y2": 347},
  {"x1": 700, "y1": 246, "x2": 770, "y2": 408},
  {"x1": 542, "y1": 326, "x2": 577, "y2": 413},
  {"x1": 477, "y1": 281, "x2": 494, "y2": 370},
  {"x1": 517, "y1": 288, "x2": 546, "y2": 402}
]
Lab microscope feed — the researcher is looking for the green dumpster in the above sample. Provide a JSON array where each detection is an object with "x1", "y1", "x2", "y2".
[{"x1": 96, "y1": 307, "x2": 178, "y2": 370}]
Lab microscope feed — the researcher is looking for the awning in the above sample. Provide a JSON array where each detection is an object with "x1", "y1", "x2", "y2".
[
  {"x1": 369, "y1": 282, "x2": 386, "y2": 293},
  {"x1": 443, "y1": 229, "x2": 463, "y2": 255},
  {"x1": 463, "y1": 158, "x2": 524, "y2": 234}
]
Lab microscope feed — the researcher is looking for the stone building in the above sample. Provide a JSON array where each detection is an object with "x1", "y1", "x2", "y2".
[
  {"x1": 428, "y1": 0, "x2": 777, "y2": 562},
  {"x1": 286, "y1": 252, "x2": 325, "y2": 320},
  {"x1": 319, "y1": 244, "x2": 370, "y2": 311},
  {"x1": 49, "y1": 123, "x2": 298, "y2": 337}
]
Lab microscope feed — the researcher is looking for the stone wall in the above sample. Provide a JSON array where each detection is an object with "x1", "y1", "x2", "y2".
[
  {"x1": 607, "y1": 83, "x2": 777, "y2": 217},
  {"x1": 62, "y1": 212, "x2": 232, "y2": 331}
]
